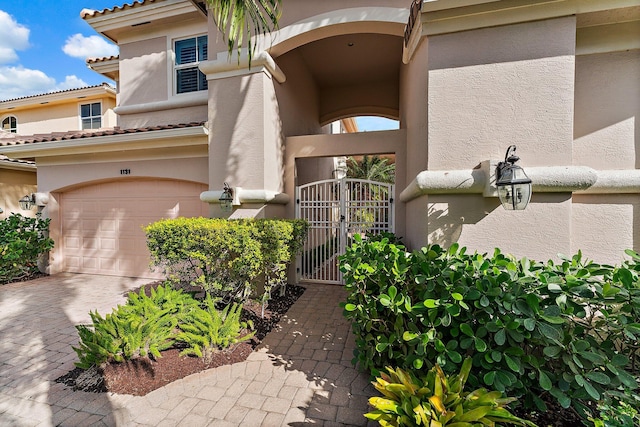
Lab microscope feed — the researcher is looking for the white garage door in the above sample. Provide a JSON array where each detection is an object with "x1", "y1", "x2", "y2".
[{"x1": 60, "y1": 179, "x2": 209, "y2": 278}]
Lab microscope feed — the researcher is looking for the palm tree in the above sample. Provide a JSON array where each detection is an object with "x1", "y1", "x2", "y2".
[
  {"x1": 205, "y1": 0, "x2": 282, "y2": 63},
  {"x1": 346, "y1": 155, "x2": 395, "y2": 184}
]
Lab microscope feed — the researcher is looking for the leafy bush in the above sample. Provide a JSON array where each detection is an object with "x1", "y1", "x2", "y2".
[
  {"x1": 366, "y1": 357, "x2": 535, "y2": 426},
  {"x1": 0, "y1": 213, "x2": 54, "y2": 284},
  {"x1": 340, "y1": 235, "x2": 640, "y2": 421},
  {"x1": 176, "y1": 294, "x2": 254, "y2": 363},
  {"x1": 145, "y1": 218, "x2": 308, "y2": 305},
  {"x1": 145, "y1": 218, "x2": 262, "y2": 303}
]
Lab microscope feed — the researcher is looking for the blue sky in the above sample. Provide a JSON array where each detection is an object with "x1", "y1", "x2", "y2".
[
  {"x1": 0, "y1": 1, "x2": 398, "y2": 131},
  {"x1": 0, "y1": 1, "x2": 121, "y2": 101}
]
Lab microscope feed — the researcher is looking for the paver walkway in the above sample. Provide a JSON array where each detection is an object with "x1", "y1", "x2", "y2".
[{"x1": 0, "y1": 274, "x2": 377, "y2": 426}]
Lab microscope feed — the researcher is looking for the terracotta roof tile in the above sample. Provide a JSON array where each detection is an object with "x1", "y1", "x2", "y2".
[
  {"x1": 87, "y1": 56, "x2": 119, "y2": 64},
  {"x1": 0, "y1": 83, "x2": 115, "y2": 103},
  {"x1": 0, "y1": 122, "x2": 206, "y2": 147},
  {"x1": 0, "y1": 155, "x2": 35, "y2": 167},
  {"x1": 81, "y1": 0, "x2": 158, "y2": 19}
]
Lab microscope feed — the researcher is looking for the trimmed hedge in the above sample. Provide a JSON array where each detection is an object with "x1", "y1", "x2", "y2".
[
  {"x1": 145, "y1": 218, "x2": 308, "y2": 304},
  {"x1": 340, "y1": 234, "x2": 640, "y2": 421}
]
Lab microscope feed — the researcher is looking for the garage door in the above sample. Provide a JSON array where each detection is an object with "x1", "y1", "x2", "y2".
[{"x1": 60, "y1": 179, "x2": 209, "y2": 278}]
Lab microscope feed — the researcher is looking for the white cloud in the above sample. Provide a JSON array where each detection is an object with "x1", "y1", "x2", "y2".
[
  {"x1": 54, "y1": 75, "x2": 89, "y2": 91},
  {"x1": 62, "y1": 34, "x2": 118, "y2": 59},
  {"x1": 0, "y1": 10, "x2": 30, "y2": 64},
  {"x1": 0, "y1": 66, "x2": 87, "y2": 101}
]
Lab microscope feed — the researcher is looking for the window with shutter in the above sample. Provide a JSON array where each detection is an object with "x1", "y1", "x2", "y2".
[{"x1": 175, "y1": 35, "x2": 208, "y2": 94}]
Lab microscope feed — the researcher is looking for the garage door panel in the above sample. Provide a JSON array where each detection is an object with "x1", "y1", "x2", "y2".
[{"x1": 61, "y1": 179, "x2": 208, "y2": 278}]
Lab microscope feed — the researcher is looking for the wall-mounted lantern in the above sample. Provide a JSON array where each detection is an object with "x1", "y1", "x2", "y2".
[
  {"x1": 219, "y1": 182, "x2": 234, "y2": 212},
  {"x1": 495, "y1": 145, "x2": 532, "y2": 210},
  {"x1": 18, "y1": 194, "x2": 35, "y2": 210}
]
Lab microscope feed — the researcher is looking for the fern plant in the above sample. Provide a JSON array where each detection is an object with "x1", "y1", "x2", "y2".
[
  {"x1": 73, "y1": 284, "x2": 191, "y2": 369},
  {"x1": 366, "y1": 358, "x2": 537, "y2": 427},
  {"x1": 176, "y1": 294, "x2": 254, "y2": 363}
]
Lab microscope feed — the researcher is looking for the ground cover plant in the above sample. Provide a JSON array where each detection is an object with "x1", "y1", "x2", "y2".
[
  {"x1": 340, "y1": 234, "x2": 640, "y2": 425},
  {"x1": 366, "y1": 357, "x2": 535, "y2": 427},
  {"x1": 0, "y1": 213, "x2": 53, "y2": 284},
  {"x1": 60, "y1": 282, "x2": 305, "y2": 395},
  {"x1": 72, "y1": 284, "x2": 251, "y2": 369}
]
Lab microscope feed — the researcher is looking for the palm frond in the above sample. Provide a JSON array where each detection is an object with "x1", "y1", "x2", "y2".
[{"x1": 206, "y1": 0, "x2": 282, "y2": 63}]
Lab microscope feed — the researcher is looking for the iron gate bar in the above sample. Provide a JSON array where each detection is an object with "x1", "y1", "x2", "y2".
[{"x1": 296, "y1": 178, "x2": 394, "y2": 284}]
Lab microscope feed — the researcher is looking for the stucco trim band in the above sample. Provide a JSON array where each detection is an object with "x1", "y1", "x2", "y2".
[
  {"x1": 114, "y1": 92, "x2": 208, "y2": 115},
  {"x1": 199, "y1": 51, "x2": 286, "y2": 83},
  {"x1": 400, "y1": 165, "x2": 640, "y2": 202},
  {"x1": 200, "y1": 188, "x2": 289, "y2": 205}
]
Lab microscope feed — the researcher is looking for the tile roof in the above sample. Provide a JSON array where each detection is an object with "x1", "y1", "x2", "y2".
[
  {"x1": 0, "y1": 155, "x2": 35, "y2": 167},
  {"x1": 86, "y1": 56, "x2": 119, "y2": 64},
  {"x1": 81, "y1": 0, "x2": 158, "y2": 19},
  {"x1": 0, "y1": 83, "x2": 115, "y2": 104},
  {"x1": 0, "y1": 122, "x2": 206, "y2": 147}
]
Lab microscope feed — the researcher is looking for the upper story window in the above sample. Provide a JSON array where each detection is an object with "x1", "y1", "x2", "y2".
[
  {"x1": 80, "y1": 102, "x2": 102, "y2": 130},
  {"x1": 175, "y1": 35, "x2": 208, "y2": 94},
  {"x1": 2, "y1": 116, "x2": 17, "y2": 133}
]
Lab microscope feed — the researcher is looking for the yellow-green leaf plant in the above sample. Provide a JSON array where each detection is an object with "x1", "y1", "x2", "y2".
[{"x1": 365, "y1": 357, "x2": 537, "y2": 427}]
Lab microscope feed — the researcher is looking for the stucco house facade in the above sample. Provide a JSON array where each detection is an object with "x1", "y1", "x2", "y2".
[
  {"x1": 0, "y1": 0, "x2": 638, "y2": 280},
  {"x1": 0, "y1": 84, "x2": 117, "y2": 219}
]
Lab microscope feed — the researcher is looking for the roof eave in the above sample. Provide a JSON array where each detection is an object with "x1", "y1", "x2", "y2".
[{"x1": 0, "y1": 126, "x2": 209, "y2": 159}]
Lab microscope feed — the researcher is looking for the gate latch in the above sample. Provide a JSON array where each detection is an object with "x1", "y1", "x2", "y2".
[{"x1": 340, "y1": 215, "x2": 345, "y2": 222}]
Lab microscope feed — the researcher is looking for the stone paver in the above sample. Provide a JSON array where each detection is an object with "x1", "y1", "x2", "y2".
[{"x1": 0, "y1": 273, "x2": 377, "y2": 426}]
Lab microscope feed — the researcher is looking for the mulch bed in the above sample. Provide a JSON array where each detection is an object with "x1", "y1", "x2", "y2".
[{"x1": 55, "y1": 284, "x2": 305, "y2": 396}]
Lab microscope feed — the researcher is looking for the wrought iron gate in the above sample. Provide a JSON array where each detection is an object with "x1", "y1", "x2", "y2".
[{"x1": 296, "y1": 178, "x2": 394, "y2": 284}]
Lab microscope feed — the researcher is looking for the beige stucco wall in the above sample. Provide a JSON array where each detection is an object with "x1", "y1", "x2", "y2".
[
  {"x1": 400, "y1": 36, "x2": 429, "y2": 250},
  {"x1": 118, "y1": 37, "x2": 169, "y2": 108},
  {"x1": 572, "y1": 194, "x2": 639, "y2": 263},
  {"x1": 573, "y1": 50, "x2": 639, "y2": 169},
  {"x1": 0, "y1": 168, "x2": 37, "y2": 219},
  {"x1": 274, "y1": 50, "x2": 324, "y2": 137},
  {"x1": 116, "y1": 30, "x2": 208, "y2": 129},
  {"x1": 36, "y1": 155, "x2": 208, "y2": 194},
  {"x1": 570, "y1": 48, "x2": 640, "y2": 262},
  {"x1": 413, "y1": 17, "x2": 578, "y2": 262},
  {"x1": 207, "y1": 72, "x2": 283, "y2": 194}
]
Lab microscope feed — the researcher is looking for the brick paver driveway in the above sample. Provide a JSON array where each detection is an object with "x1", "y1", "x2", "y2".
[{"x1": 0, "y1": 274, "x2": 376, "y2": 426}]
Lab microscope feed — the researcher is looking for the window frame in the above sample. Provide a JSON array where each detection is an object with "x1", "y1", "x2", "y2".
[
  {"x1": 79, "y1": 101, "x2": 102, "y2": 130},
  {"x1": 173, "y1": 34, "x2": 208, "y2": 95},
  {"x1": 2, "y1": 116, "x2": 17, "y2": 133}
]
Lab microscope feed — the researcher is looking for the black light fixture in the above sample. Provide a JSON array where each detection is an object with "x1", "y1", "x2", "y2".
[
  {"x1": 18, "y1": 194, "x2": 35, "y2": 210},
  {"x1": 495, "y1": 145, "x2": 532, "y2": 211},
  {"x1": 219, "y1": 182, "x2": 234, "y2": 212}
]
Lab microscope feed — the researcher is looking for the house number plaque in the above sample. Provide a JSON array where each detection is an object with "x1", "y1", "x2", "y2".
[{"x1": 120, "y1": 168, "x2": 131, "y2": 175}]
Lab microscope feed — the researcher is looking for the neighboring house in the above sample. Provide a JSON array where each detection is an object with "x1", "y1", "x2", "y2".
[
  {"x1": 0, "y1": 84, "x2": 117, "y2": 219},
  {"x1": 0, "y1": 83, "x2": 117, "y2": 135},
  {"x1": 0, "y1": 0, "x2": 638, "y2": 281}
]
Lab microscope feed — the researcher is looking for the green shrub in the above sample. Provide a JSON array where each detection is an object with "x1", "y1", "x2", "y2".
[
  {"x1": 145, "y1": 218, "x2": 308, "y2": 305},
  {"x1": 146, "y1": 218, "x2": 262, "y2": 303},
  {"x1": 176, "y1": 294, "x2": 254, "y2": 363},
  {"x1": 73, "y1": 285, "x2": 197, "y2": 369},
  {"x1": 0, "y1": 213, "x2": 54, "y2": 284},
  {"x1": 366, "y1": 357, "x2": 535, "y2": 427},
  {"x1": 340, "y1": 235, "x2": 640, "y2": 421}
]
